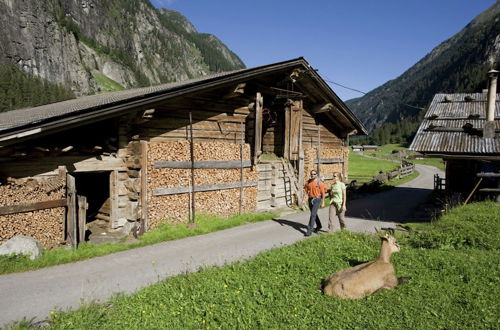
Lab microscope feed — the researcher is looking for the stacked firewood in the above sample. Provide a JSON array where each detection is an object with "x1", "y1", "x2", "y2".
[
  {"x1": 303, "y1": 146, "x2": 349, "y2": 183},
  {"x1": 147, "y1": 141, "x2": 257, "y2": 228},
  {"x1": 0, "y1": 175, "x2": 66, "y2": 248}
]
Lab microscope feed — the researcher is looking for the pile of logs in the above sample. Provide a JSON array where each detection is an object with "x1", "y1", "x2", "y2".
[
  {"x1": 0, "y1": 175, "x2": 66, "y2": 248},
  {"x1": 147, "y1": 140, "x2": 257, "y2": 228},
  {"x1": 304, "y1": 146, "x2": 349, "y2": 183}
]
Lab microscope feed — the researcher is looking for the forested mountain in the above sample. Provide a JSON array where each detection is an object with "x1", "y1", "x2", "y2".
[
  {"x1": 0, "y1": 0, "x2": 245, "y2": 113},
  {"x1": 347, "y1": 2, "x2": 500, "y2": 144}
]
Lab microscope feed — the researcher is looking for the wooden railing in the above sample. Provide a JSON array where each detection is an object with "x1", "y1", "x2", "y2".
[{"x1": 434, "y1": 174, "x2": 446, "y2": 191}]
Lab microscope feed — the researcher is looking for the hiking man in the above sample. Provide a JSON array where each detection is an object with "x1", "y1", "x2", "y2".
[{"x1": 303, "y1": 170, "x2": 326, "y2": 236}]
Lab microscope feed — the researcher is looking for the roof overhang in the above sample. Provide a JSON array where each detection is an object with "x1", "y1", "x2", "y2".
[{"x1": 0, "y1": 57, "x2": 367, "y2": 147}]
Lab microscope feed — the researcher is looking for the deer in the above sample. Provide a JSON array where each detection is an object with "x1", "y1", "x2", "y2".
[{"x1": 322, "y1": 230, "x2": 410, "y2": 299}]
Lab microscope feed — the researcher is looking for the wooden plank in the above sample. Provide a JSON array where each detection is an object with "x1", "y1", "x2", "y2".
[
  {"x1": 77, "y1": 195, "x2": 87, "y2": 245},
  {"x1": 254, "y1": 92, "x2": 263, "y2": 164},
  {"x1": 290, "y1": 100, "x2": 302, "y2": 160},
  {"x1": 139, "y1": 128, "x2": 245, "y2": 140},
  {"x1": 66, "y1": 174, "x2": 77, "y2": 248},
  {"x1": 314, "y1": 158, "x2": 344, "y2": 164},
  {"x1": 154, "y1": 181, "x2": 258, "y2": 196},
  {"x1": 477, "y1": 173, "x2": 500, "y2": 177},
  {"x1": 140, "y1": 141, "x2": 148, "y2": 234},
  {"x1": 155, "y1": 106, "x2": 248, "y2": 119},
  {"x1": 478, "y1": 188, "x2": 500, "y2": 192},
  {"x1": 110, "y1": 171, "x2": 119, "y2": 229},
  {"x1": 140, "y1": 119, "x2": 245, "y2": 131},
  {"x1": 0, "y1": 198, "x2": 67, "y2": 216},
  {"x1": 189, "y1": 112, "x2": 195, "y2": 224},
  {"x1": 284, "y1": 102, "x2": 290, "y2": 159},
  {"x1": 154, "y1": 160, "x2": 252, "y2": 169}
]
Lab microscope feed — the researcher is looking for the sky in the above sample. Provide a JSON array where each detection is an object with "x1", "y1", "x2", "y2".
[{"x1": 150, "y1": 0, "x2": 497, "y2": 101}]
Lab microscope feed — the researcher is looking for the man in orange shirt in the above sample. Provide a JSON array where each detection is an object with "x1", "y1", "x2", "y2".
[{"x1": 303, "y1": 170, "x2": 326, "y2": 236}]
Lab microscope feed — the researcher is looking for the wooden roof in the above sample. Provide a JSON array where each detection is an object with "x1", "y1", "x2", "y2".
[
  {"x1": 0, "y1": 58, "x2": 367, "y2": 146},
  {"x1": 409, "y1": 92, "x2": 500, "y2": 157}
]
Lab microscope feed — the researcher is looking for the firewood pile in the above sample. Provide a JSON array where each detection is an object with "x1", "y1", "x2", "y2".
[
  {"x1": 304, "y1": 146, "x2": 349, "y2": 184},
  {"x1": 147, "y1": 141, "x2": 257, "y2": 228},
  {"x1": 0, "y1": 175, "x2": 66, "y2": 248}
]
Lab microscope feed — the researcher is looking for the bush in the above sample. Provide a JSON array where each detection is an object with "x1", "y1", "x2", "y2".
[{"x1": 405, "y1": 201, "x2": 500, "y2": 250}]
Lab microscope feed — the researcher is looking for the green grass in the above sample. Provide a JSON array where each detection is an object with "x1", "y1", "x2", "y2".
[
  {"x1": 361, "y1": 143, "x2": 446, "y2": 172},
  {"x1": 0, "y1": 212, "x2": 276, "y2": 275},
  {"x1": 412, "y1": 157, "x2": 446, "y2": 172},
  {"x1": 348, "y1": 151, "x2": 400, "y2": 183},
  {"x1": 92, "y1": 71, "x2": 125, "y2": 92},
  {"x1": 15, "y1": 201, "x2": 498, "y2": 329},
  {"x1": 404, "y1": 201, "x2": 500, "y2": 250}
]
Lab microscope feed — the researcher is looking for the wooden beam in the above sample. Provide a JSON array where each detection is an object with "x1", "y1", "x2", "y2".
[
  {"x1": 0, "y1": 198, "x2": 67, "y2": 216},
  {"x1": 154, "y1": 181, "x2": 258, "y2": 196},
  {"x1": 312, "y1": 103, "x2": 334, "y2": 113},
  {"x1": 223, "y1": 83, "x2": 246, "y2": 99},
  {"x1": 254, "y1": 92, "x2": 263, "y2": 164},
  {"x1": 314, "y1": 158, "x2": 344, "y2": 164}
]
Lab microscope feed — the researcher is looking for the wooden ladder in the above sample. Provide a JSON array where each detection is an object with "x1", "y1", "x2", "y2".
[{"x1": 280, "y1": 158, "x2": 299, "y2": 206}]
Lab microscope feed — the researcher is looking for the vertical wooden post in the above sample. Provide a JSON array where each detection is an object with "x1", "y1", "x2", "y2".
[
  {"x1": 254, "y1": 92, "x2": 263, "y2": 164},
  {"x1": 284, "y1": 100, "x2": 291, "y2": 159},
  {"x1": 189, "y1": 112, "x2": 195, "y2": 224},
  {"x1": 109, "y1": 170, "x2": 118, "y2": 229},
  {"x1": 77, "y1": 195, "x2": 87, "y2": 245},
  {"x1": 66, "y1": 174, "x2": 77, "y2": 248},
  {"x1": 297, "y1": 102, "x2": 304, "y2": 206},
  {"x1": 140, "y1": 140, "x2": 148, "y2": 234},
  {"x1": 239, "y1": 121, "x2": 244, "y2": 215},
  {"x1": 316, "y1": 125, "x2": 321, "y2": 176},
  {"x1": 298, "y1": 149, "x2": 305, "y2": 207}
]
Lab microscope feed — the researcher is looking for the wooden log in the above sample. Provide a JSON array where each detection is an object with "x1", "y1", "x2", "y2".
[{"x1": 154, "y1": 181, "x2": 258, "y2": 196}]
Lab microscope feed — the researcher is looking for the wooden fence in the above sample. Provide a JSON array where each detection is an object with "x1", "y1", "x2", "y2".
[{"x1": 399, "y1": 160, "x2": 415, "y2": 178}]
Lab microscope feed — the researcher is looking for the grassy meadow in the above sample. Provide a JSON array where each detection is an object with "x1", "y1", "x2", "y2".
[{"x1": 11, "y1": 201, "x2": 497, "y2": 329}]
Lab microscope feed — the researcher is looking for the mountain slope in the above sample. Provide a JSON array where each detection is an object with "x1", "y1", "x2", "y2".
[
  {"x1": 0, "y1": 0, "x2": 245, "y2": 100},
  {"x1": 346, "y1": 2, "x2": 500, "y2": 133}
]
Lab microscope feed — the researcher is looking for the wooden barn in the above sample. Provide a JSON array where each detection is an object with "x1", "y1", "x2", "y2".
[
  {"x1": 0, "y1": 58, "x2": 366, "y2": 248},
  {"x1": 410, "y1": 69, "x2": 499, "y2": 202}
]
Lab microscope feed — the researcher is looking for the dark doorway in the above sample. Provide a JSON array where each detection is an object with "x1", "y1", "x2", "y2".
[{"x1": 73, "y1": 171, "x2": 110, "y2": 240}]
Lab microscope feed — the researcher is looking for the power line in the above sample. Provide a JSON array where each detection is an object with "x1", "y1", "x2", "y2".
[{"x1": 321, "y1": 74, "x2": 425, "y2": 110}]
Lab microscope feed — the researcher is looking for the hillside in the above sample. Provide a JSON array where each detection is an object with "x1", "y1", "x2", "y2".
[
  {"x1": 0, "y1": 0, "x2": 245, "y2": 112},
  {"x1": 346, "y1": 2, "x2": 500, "y2": 136}
]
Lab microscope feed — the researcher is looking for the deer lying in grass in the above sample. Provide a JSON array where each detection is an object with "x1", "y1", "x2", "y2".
[{"x1": 322, "y1": 230, "x2": 409, "y2": 299}]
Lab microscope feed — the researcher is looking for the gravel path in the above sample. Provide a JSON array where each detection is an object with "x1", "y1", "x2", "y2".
[{"x1": 0, "y1": 164, "x2": 443, "y2": 327}]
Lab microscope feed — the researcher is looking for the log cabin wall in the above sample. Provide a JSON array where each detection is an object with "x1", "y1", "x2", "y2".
[{"x1": 124, "y1": 93, "x2": 259, "y2": 228}]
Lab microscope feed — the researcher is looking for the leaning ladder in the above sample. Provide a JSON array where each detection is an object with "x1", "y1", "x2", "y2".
[{"x1": 280, "y1": 158, "x2": 300, "y2": 206}]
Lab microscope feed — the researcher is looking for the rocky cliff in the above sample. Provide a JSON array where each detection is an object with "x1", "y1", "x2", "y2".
[{"x1": 0, "y1": 0, "x2": 245, "y2": 96}]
